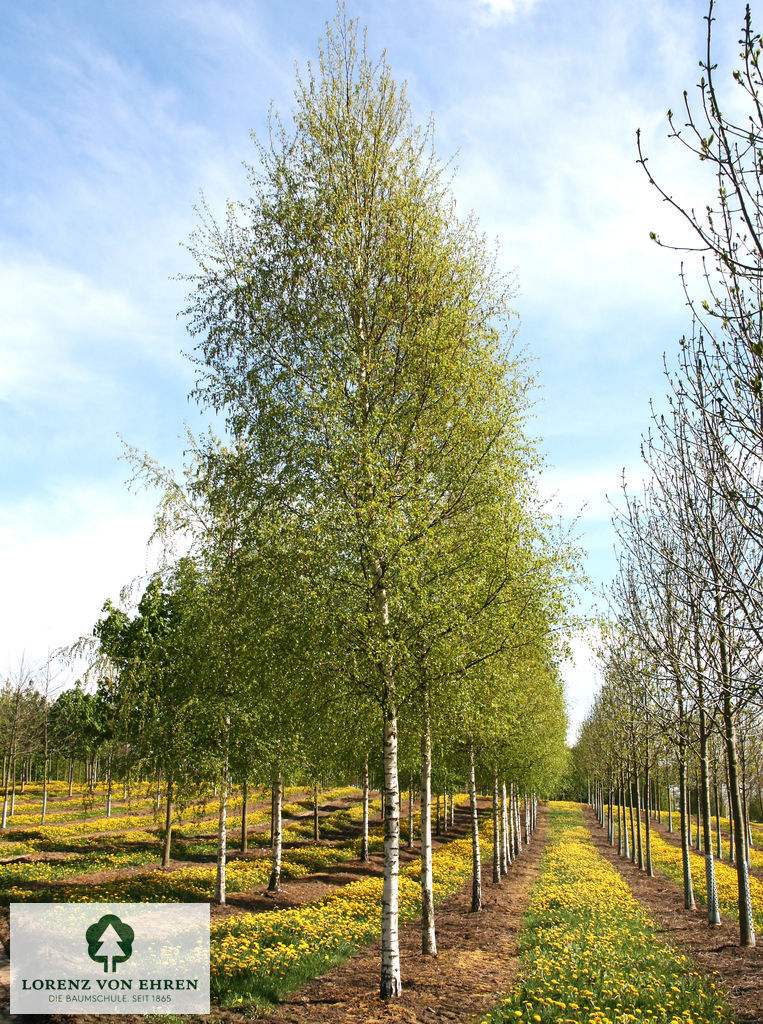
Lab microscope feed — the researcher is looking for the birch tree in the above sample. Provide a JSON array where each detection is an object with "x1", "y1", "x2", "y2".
[{"x1": 181, "y1": 8, "x2": 554, "y2": 997}]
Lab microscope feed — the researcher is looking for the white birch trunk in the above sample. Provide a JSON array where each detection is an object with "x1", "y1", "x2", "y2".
[
  {"x1": 501, "y1": 780, "x2": 510, "y2": 870},
  {"x1": 214, "y1": 782, "x2": 227, "y2": 904},
  {"x1": 268, "y1": 772, "x2": 283, "y2": 891},
  {"x1": 492, "y1": 770, "x2": 501, "y2": 883},
  {"x1": 420, "y1": 708, "x2": 436, "y2": 955},
  {"x1": 513, "y1": 786, "x2": 522, "y2": 856},
  {"x1": 380, "y1": 707, "x2": 402, "y2": 997},
  {"x1": 508, "y1": 782, "x2": 515, "y2": 857},
  {"x1": 214, "y1": 714, "x2": 230, "y2": 905}
]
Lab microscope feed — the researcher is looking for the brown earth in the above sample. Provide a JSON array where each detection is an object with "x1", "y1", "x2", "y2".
[
  {"x1": 584, "y1": 804, "x2": 763, "y2": 1024},
  {"x1": 227, "y1": 804, "x2": 547, "y2": 1024}
]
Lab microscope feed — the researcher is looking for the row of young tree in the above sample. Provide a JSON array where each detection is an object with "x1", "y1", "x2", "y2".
[
  {"x1": 0, "y1": 673, "x2": 116, "y2": 825},
  {"x1": 13, "y1": 10, "x2": 579, "y2": 1000},
  {"x1": 574, "y1": 0, "x2": 763, "y2": 949}
]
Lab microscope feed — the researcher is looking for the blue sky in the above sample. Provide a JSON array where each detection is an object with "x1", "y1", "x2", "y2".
[{"x1": 1, "y1": 0, "x2": 739, "y2": 733}]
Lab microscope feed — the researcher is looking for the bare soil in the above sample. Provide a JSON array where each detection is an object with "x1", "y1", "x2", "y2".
[
  {"x1": 584, "y1": 804, "x2": 763, "y2": 1024},
  {"x1": 226, "y1": 804, "x2": 548, "y2": 1024}
]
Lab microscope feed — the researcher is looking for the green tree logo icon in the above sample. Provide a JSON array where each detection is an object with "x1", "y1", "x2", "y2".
[{"x1": 86, "y1": 914, "x2": 134, "y2": 972}]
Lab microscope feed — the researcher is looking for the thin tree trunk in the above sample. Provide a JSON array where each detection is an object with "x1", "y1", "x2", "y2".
[
  {"x1": 714, "y1": 777, "x2": 722, "y2": 861},
  {"x1": 513, "y1": 784, "x2": 522, "y2": 857},
  {"x1": 727, "y1": 769, "x2": 736, "y2": 864},
  {"x1": 696, "y1": 771, "x2": 702, "y2": 853},
  {"x1": 270, "y1": 779, "x2": 276, "y2": 850},
  {"x1": 607, "y1": 786, "x2": 614, "y2": 846},
  {"x1": 241, "y1": 779, "x2": 248, "y2": 854},
  {"x1": 634, "y1": 765, "x2": 644, "y2": 871},
  {"x1": 695, "y1": 664, "x2": 721, "y2": 926},
  {"x1": 420, "y1": 697, "x2": 436, "y2": 956},
  {"x1": 468, "y1": 739, "x2": 481, "y2": 912},
  {"x1": 1, "y1": 747, "x2": 11, "y2": 830},
  {"x1": 41, "y1": 689, "x2": 49, "y2": 825},
  {"x1": 214, "y1": 715, "x2": 230, "y2": 906},
  {"x1": 380, "y1": 703, "x2": 402, "y2": 997},
  {"x1": 644, "y1": 757, "x2": 653, "y2": 877},
  {"x1": 492, "y1": 769, "x2": 501, "y2": 883},
  {"x1": 679, "y1": 742, "x2": 695, "y2": 910},
  {"x1": 501, "y1": 780, "x2": 510, "y2": 872},
  {"x1": 524, "y1": 793, "x2": 530, "y2": 845},
  {"x1": 162, "y1": 777, "x2": 173, "y2": 869},
  {"x1": 313, "y1": 781, "x2": 320, "y2": 842},
  {"x1": 740, "y1": 739, "x2": 752, "y2": 866},
  {"x1": 509, "y1": 781, "x2": 516, "y2": 858},
  {"x1": 407, "y1": 776, "x2": 414, "y2": 850},
  {"x1": 41, "y1": 756, "x2": 48, "y2": 825},
  {"x1": 617, "y1": 775, "x2": 623, "y2": 857},
  {"x1": 723, "y1": 692, "x2": 755, "y2": 945},
  {"x1": 268, "y1": 771, "x2": 283, "y2": 892},
  {"x1": 361, "y1": 758, "x2": 370, "y2": 863},
  {"x1": 627, "y1": 764, "x2": 636, "y2": 864}
]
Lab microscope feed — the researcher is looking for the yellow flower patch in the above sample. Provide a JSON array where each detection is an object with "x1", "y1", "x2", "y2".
[{"x1": 483, "y1": 802, "x2": 731, "y2": 1024}]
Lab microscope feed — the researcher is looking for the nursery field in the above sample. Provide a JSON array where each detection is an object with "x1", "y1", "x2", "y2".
[
  {"x1": 0, "y1": 780, "x2": 397, "y2": 916},
  {"x1": 585, "y1": 806, "x2": 763, "y2": 1024},
  {"x1": 2, "y1": 791, "x2": 760, "y2": 1024}
]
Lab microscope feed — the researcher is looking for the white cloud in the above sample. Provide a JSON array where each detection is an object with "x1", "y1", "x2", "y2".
[
  {"x1": 561, "y1": 630, "x2": 602, "y2": 744},
  {"x1": 0, "y1": 486, "x2": 161, "y2": 681},
  {"x1": 471, "y1": 0, "x2": 541, "y2": 23},
  {"x1": 0, "y1": 258, "x2": 161, "y2": 406}
]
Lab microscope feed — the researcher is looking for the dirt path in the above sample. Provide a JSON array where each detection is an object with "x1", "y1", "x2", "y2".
[
  {"x1": 583, "y1": 805, "x2": 763, "y2": 1024},
  {"x1": 229, "y1": 805, "x2": 548, "y2": 1024}
]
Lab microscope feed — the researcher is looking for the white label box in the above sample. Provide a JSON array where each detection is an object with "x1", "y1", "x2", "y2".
[{"x1": 11, "y1": 903, "x2": 210, "y2": 1014}]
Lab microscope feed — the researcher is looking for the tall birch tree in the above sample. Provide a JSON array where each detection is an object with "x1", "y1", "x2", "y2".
[{"x1": 181, "y1": 8, "x2": 554, "y2": 997}]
